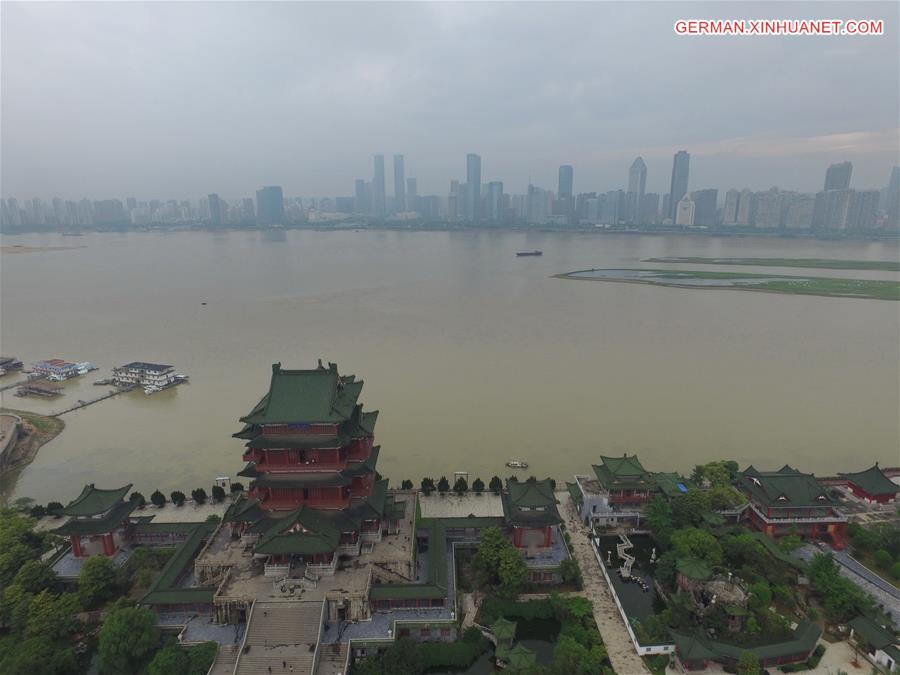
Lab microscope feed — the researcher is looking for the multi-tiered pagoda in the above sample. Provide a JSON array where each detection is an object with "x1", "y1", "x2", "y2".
[{"x1": 230, "y1": 362, "x2": 390, "y2": 569}]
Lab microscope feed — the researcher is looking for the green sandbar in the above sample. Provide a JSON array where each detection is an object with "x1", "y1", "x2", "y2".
[
  {"x1": 643, "y1": 257, "x2": 900, "y2": 272},
  {"x1": 555, "y1": 268, "x2": 900, "y2": 301}
]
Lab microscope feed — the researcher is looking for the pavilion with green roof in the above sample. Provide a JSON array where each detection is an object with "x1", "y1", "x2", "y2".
[
  {"x1": 502, "y1": 478, "x2": 561, "y2": 548},
  {"x1": 735, "y1": 465, "x2": 847, "y2": 549},
  {"x1": 490, "y1": 617, "x2": 517, "y2": 644},
  {"x1": 839, "y1": 464, "x2": 899, "y2": 504},
  {"x1": 849, "y1": 615, "x2": 899, "y2": 672},
  {"x1": 592, "y1": 454, "x2": 655, "y2": 507},
  {"x1": 52, "y1": 483, "x2": 137, "y2": 557}
]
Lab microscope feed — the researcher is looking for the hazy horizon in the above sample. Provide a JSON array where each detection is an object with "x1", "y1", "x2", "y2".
[{"x1": 2, "y1": 1, "x2": 898, "y2": 200}]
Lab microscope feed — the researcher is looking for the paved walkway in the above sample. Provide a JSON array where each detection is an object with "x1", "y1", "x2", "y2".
[{"x1": 557, "y1": 491, "x2": 649, "y2": 674}]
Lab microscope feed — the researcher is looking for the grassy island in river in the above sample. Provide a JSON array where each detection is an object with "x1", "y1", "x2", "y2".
[{"x1": 643, "y1": 257, "x2": 900, "y2": 272}]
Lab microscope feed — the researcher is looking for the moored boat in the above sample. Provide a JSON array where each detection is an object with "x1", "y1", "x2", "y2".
[
  {"x1": 506, "y1": 460, "x2": 529, "y2": 469},
  {"x1": 516, "y1": 250, "x2": 543, "y2": 257}
]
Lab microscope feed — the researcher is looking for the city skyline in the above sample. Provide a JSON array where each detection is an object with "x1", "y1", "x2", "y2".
[{"x1": 2, "y1": 2, "x2": 898, "y2": 199}]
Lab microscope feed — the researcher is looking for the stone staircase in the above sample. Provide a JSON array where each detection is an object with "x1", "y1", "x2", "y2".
[
  {"x1": 234, "y1": 600, "x2": 323, "y2": 675},
  {"x1": 314, "y1": 642, "x2": 348, "y2": 675},
  {"x1": 208, "y1": 645, "x2": 239, "y2": 675}
]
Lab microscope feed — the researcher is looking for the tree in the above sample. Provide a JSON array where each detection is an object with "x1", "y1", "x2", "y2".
[
  {"x1": 453, "y1": 477, "x2": 468, "y2": 496},
  {"x1": 45, "y1": 502, "x2": 64, "y2": 517},
  {"x1": 380, "y1": 638, "x2": 424, "y2": 675},
  {"x1": 170, "y1": 490, "x2": 186, "y2": 507},
  {"x1": 230, "y1": 482, "x2": 244, "y2": 493},
  {"x1": 748, "y1": 580, "x2": 772, "y2": 611},
  {"x1": 736, "y1": 650, "x2": 760, "y2": 675},
  {"x1": 707, "y1": 485, "x2": 743, "y2": 510},
  {"x1": 672, "y1": 491, "x2": 711, "y2": 528},
  {"x1": 28, "y1": 505, "x2": 46, "y2": 519},
  {"x1": 671, "y1": 527, "x2": 723, "y2": 566},
  {"x1": 779, "y1": 533, "x2": 803, "y2": 553},
  {"x1": 14, "y1": 560, "x2": 56, "y2": 594},
  {"x1": 98, "y1": 606, "x2": 159, "y2": 674},
  {"x1": 150, "y1": 490, "x2": 166, "y2": 508},
  {"x1": 0, "y1": 544, "x2": 37, "y2": 587},
  {"x1": 437, "y1": 476, "x2": 450, "y2": 495},
  {"x1": 471, "y1": 527, "x2": 528, "y2": 597},
  {"x1": 874, "y1": 549, "x2": 892, "y2": 570},
  {"x1": 892, "y1": 561, "x2": 900, "y2": 580},
  {"x1": 560, "y1": 557, "x2": 582, "y2": 587},
  {"x1": 0, "y1": 636, "x2": 79, "y2": 675},
  {"x1": 129, "y1": 491, "x2": 146, "y2": 508},
  {"x1": 551, "y1": 634, "x2": 608, "y2": 675},
  {"x1": 1, "y1": 583, "x2": 33, "y2": 634},
  {"x1": 25, "y1": 590, "x2": 80, "y2": 640},
  {"x1": 147, "y1": 643, "x2": 189, "y2": 675},
  {"x1": 191, "y1": 488, "x2": 207, "y2": 505},
  {"x1": 401, "y1": 480, "x2": 414, "y2": 490},
  {"x1": 645, "y1": 496, "x2": 674, "y2": 545},
  {"x1": 497, "y1": 547, "x2": 528, "y2": 596},
  {"x1": 489, "y1": 476, "x2": 503, "y2": 495},
  {"x1": 78, "y1": 555, "x2": 117, "y2": 608},
  {"x1": 420, "y1": 477, "x2": 435, "y2": 496},
  {"x1": 211, "y1": 485, "x2": 226, "y2": 503},
  {"x1": 692, "y1": 461, "x2": 735, "y2": 488},
  {"x1": 472, "y1": 478, "x2": 485, "y2": 495}
]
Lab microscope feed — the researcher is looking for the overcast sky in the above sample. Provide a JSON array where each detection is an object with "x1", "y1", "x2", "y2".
[{"x1": 2, "y1": 1, "x2": 898, "y2": 201}]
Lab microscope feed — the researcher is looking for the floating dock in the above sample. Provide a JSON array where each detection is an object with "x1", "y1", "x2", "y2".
[{"x1": 15, "y1": 380, "x2": 65, "y2": 398}]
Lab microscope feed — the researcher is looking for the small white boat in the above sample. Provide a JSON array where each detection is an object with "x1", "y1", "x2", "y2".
[
  {"x1": 506, "y1": 461, "x2": 529, "y2": 469},
  {"x1": 143, "y1": 385, "x2": 161, "y2": 395}
]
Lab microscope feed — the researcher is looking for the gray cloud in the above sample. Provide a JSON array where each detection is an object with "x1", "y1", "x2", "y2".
[{"x1": 2, "y1": 1, "x2": 898, "y2": 200}]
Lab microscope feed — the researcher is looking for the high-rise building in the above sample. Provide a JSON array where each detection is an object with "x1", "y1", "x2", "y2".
[
  {"x1": 846, "y1": 190, "x2": 880, "y2": 229},
  {"x1": 813, "y1": 189, "x2": 852, "y2": 229},
  {"x1": 406, "y1": 177, "x2": 418, "y2": 213},
  {"x1": 668, "y1": 151, "x2": 690, "y2": 221},
  {"x1": 354, "y1": 179, "x2": 369, "y2": 215},
  {"x1": 466, "y1": 154, "x2": 481, "y2": 222},
  {"x1": 448, "y1": 180, "x2": 459, "y2": 222},
  {"x1": 487, "y1": 181, "x2": 504, "y2": 223},
  {"x1": 723, "y1": 189, "x2": 741, "y2": 225},
  {"x1": 885, "y1": 166, "x2": 899, "y2": 228},
  {"x1": 675, "y1": 194, "x2": 695, "y2": 226},
  {"x1": 255, "y1": 186, "x2": 284, "y2": 225},
  {"x1": 736, "y1": 189, "x2": 756, "y2": 226},
  {"x1": 690, "y1": 189, "x2": 718, "y2": 226},
  {"x1": 754, "y1": 189, "x2": 783, "y2": 229},
  {"x1": 558, "y1": 165, "x2": 574, "y2": 199},
  {"x1": 824, "y1": 161, "x2": 852, "y2": 191},
  {"x1": 372, "y1": 155, "x2": 386, "y2": 217},
  {"x1": 784, "y1": 194, "x2": 815, "y2": 229},
  {"x1": 208, "y1": 194, "x2": 223, "y2": 226},
  {"x1": 627, "y1": 157, "x2": 647, "y2": 223},
  {"x1": 639, "y1": 193, "x2": 660, "y2": 224},
  {"x1": 392, "y1": 155, "x2": 405, "y2": 213}
]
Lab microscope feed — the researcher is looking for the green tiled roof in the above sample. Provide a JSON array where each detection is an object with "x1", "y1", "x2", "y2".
[
  {"x1": 653, "y1": 472, "x2": 694, "y2": 498},
  {"x1": 593, "y1": 455, "x2": 654, "y2": 490},
  {"x1": 565, "y1": 481, "x2": 583, "y2": 505},
  {"x1": 672, "y1": 621, "x2": 820, "y2": 663},
  {"x1": 491, "y1": 617, "x2": 517, "y2": 642},
  {"x1": 849, "y1": 616, "x2": 897, "y2": 651},
  {"x1": 53, "y1": 499, "x2": 138, "y2": 536},
  {"x1": 839, "y1": 465, "x2": 899, "y2": 497},
  {"x1": 140, "y1": 524, "x2": 217, "y2": 607},
  {"x1": 737, "y1": 466, "x2": 833, "y2": 509},
  {"x1": 507, "y1": 479, "x2": 556, "y2": 508},
  {"x1": 507, "y1": 644, "x2": 536, "y2": 669},
  {"x1": 240, "y1": 362, "x2": 363, "y2": 425},
  {"x1": 254, "y1": 507, "x2": 342, "y2": 555},
  {"x1": 345, "y1": 446, "x2": 381, "y2": 477},
  {"x1": 60, "y1": 483, "x2": 133, "y2": 516},
  {"x1": 503, "y1": 479, "x2": 561, "y2": 527}
]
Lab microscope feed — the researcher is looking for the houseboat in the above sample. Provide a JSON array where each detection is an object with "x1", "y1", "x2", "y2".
[
  {"x1": 32, "y1": 359, "x2": 83, "y2": 381},
  {"x1": 516, "y1": 250, "x2": 543, "y2": 257},
  {"x1": 112, "y1": 362, "x2": 187, "y2": 392}
]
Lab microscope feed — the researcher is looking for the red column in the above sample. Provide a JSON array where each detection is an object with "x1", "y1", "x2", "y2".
[
  {"x1": 102, "y1": 533, "x2": 115, "y2": 556},
  {"x1": 71, "y1": 535, "x2": 82, "y2": 557},
  {"x1": 543, "y1": 527, "x2": 552, "y2": 547}
]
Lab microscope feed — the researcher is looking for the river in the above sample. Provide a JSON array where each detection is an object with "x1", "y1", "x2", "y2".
[{"x1": 1, "y1": 230, "x2": 897, "y2": 504}]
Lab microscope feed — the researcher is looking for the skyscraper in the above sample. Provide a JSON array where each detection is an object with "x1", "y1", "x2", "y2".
[
  {"x1": 255, "y1": 186, "x2": 284, "y2": 225},
  {"x1": 690, "y1": 189, "x2": 718, "y2": 226},
  {"x1": 208, "y1": 193, "x2": 223, "y2": 226},
  {"x1": 627, "y1": 157, "x2": 646, "y2": 223},
  {"x1": 487, "y1": 181, "x2": 504, "y2": 223},
  {"x1": 354, "y1": 179, "x2": 369, "y2": 215},
  {"x1": 722, "y1": 189, "x2": 741, "y2": 225},
  {"x1": 406, "y1": 177, "x2": 418, "y2": 213},
  {"x1": 372, "y1": 155, "x2": 386, "y2": 217},
  {"x1": 393, "y1": 155, "x2": 405, "y2": 213},
  {"x1": 675, "y1": 194, "x2": 695, "y2": 226},
  {"x1": 886, "y1": 166, "x2": 900, "y2": 228},
  {"x1": 668, "y1": 151, "x2": 690, "y2": 221},
  {"x1": 824, "y1": 161, "x2": 852, "y2": 191},
  {"x1": 466, "y1": 154, "x2": 481, "y2": 221},
  {"x1": 558, "y1": 165, "x2": 574, "y2": 199}
]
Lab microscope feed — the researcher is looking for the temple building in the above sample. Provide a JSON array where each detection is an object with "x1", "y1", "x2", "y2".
[
  {"x1": 839, "y1": 464, "x2": 899, "y2": 504},
  {"x1": 571, "y1": 454, "x2": 656, "y2": 529},
  {"x1": 52, "y1": 483, "x2": 138, "y2": 557},
  {"x1": 501, "y1": 478, "x2": 568, "y2": 583},
  {"x1": 734, "y1": 465, "x2": 847, "y2": 549},
  {"x1": 229, "y1": 362, "x2": 398, "y2": 576}
]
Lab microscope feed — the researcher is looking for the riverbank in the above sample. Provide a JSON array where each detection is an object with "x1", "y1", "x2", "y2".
[{"x1": 0, "y1": 408, "x2": 64, "y2": 477}]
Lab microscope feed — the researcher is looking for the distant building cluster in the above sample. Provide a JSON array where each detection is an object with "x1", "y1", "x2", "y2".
[{"x1": 3, "y1": 157, "x2": 898, "y2": 231}]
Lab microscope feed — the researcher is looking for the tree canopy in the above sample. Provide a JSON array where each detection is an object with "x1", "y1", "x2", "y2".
[{"x1": 98, "y1": 606, "x2": 159, "y2": 674}]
